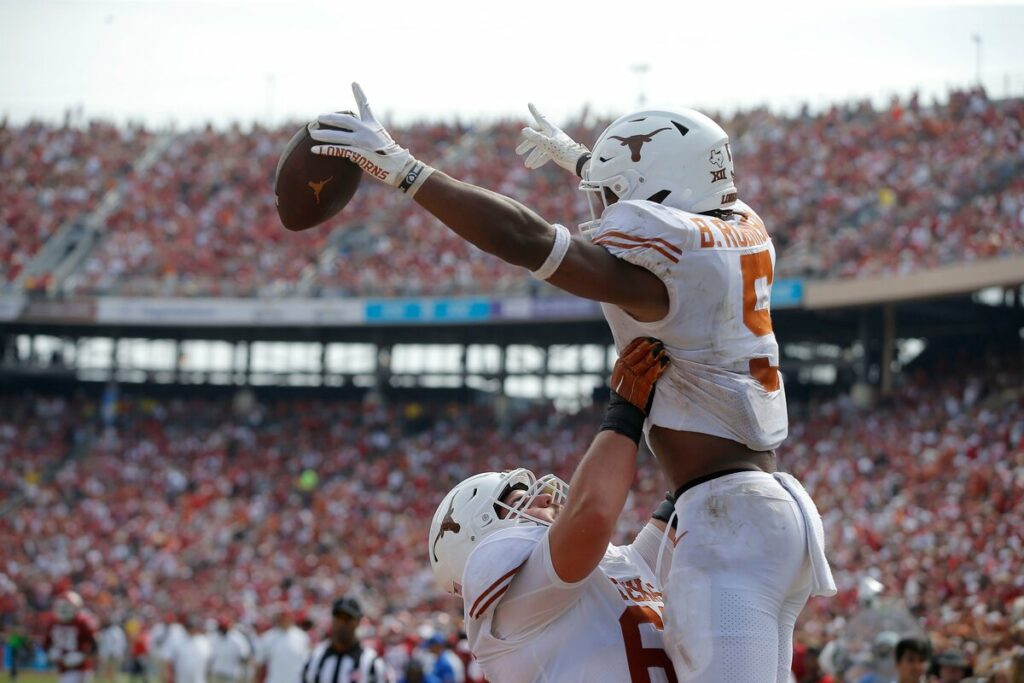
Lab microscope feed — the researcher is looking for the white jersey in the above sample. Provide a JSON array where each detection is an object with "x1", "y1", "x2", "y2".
[
  {"x1": 257, "y1": 626, "x2": 311, "y2": 683},
  {"x1": 98, "y1": 625, "x2": 127, "y2": 660},
  {"x1": 209, "y1": 629, "x2": 253, "y2": 680},
  {"x1": 152, "y1": 622, "x2": 188, "y2": 663},
  {"x1": 167, "y1": 634, "x2": 212, "y2": 683},
  {"x1": 463, "y1": 524, "x2": 675, "y2": 683},
  {"x1": 589, "y1": 198, "x2": 788, "y2": 451}
]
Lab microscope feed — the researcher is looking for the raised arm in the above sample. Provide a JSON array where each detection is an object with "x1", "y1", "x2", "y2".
[
  {"x1": 545, "y1": 337, "x2": 669, "y2": 583},
  {"x1": 413, "y1": 172, "x2": 668, "y2": 321},
  {"x1": 309, "y1": 83, "x2": 668, "y2": 322}
]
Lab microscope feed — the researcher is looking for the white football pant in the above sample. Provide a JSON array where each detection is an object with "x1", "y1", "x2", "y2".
[{"x1": 662, "y1": 471, "x2": 833, "y2": 683}]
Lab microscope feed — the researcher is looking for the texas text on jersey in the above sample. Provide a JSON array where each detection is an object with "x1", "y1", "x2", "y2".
[{"x1": 463, "y1": 525, "x2": 676, "y2": 683}]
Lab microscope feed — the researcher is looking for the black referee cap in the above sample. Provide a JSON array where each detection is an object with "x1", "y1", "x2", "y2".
[{"x1": 331, "y1": 597, "x2": 362, "y2": 619}]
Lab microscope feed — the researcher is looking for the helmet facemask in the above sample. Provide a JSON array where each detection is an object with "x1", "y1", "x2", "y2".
[
  {"x1": 578, "y1": 170, "x2": 642, "y2": 236},
  {"x1": 493, "y1": 472, "x2": 569, "y2": 526}
]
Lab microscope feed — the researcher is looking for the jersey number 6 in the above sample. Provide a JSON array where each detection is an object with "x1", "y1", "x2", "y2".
[{"x1": 619, "y1": 605, "x2": 678, "y2": 683}]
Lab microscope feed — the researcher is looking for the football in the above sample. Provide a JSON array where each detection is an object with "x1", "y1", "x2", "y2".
[{"x1": 274, "y1": 121, "x2": 362, "y2": 231}]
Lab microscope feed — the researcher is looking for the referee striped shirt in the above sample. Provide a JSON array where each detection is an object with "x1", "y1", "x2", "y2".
[{"x1": 300, "y1": 641, "x2": 390, "y2": 683}]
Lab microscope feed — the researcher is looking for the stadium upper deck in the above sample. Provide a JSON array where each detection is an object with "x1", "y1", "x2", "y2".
[{"x1": 2, "y1": 87, "x2": 1021, "y2": 298}]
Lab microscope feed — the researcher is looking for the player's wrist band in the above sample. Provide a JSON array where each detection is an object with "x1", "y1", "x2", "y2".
[
  {"x1": 398, "y1": 160, "x2": 434, "y2": 197},
  {"x1": 651, "y1": 493, "x2": 678, "y2": 529},
  {"x1": 530, "y1": 223, "x2": 571, "y2": 280},
  {"x1": 599, "y1": 392, "x2": 646, "y2": 445}
]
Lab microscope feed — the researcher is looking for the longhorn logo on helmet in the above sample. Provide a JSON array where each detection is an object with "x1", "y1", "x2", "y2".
[
  {"x1": 609, "y1": 128, "x2": 672, "y2": 162},
  {"x1": 431, "y1": 498, "x2": 462, "y2": 562}
]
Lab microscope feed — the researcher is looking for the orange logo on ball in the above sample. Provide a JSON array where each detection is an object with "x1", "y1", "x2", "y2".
[{"x1": 308, "y1": 177, "x2": 333, "y2": 205}]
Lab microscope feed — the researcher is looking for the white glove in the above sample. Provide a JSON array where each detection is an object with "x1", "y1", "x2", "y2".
[
  {"x1": 310, "y1": 82, "x2": 433, "y2": 196},
  {"x1": 516, "y1": 103, "x2": 591, "y2": 177},
  {"x1": 62, "y1": 651, "x2": 86, "y2": 667},
  {"x1": 47, "y1": 647, "x2": 63, "y2": 663}
]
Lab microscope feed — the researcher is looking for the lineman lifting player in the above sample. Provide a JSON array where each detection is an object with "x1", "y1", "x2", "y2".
[{"x1": 430, "y1": 337, "x2": 677, "y2": 683}]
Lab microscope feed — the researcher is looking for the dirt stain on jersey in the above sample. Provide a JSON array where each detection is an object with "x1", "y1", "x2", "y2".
[{"x1": 706, "y1": 495, "x2": 725, "y2": 519}]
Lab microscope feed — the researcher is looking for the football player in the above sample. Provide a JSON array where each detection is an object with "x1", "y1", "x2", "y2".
[
  {"x1": 311, "y1": 84, "x2": 836, "y2": 682},
  {"x1": 429, "y1": 337, "x2": 676, "y2": 682},
  {"x1": 45, "y1": 591, "x2": 99, "y2": 683}
]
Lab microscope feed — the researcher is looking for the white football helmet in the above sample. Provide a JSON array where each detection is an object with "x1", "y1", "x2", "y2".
[
  {"x1": 580, "y1": 108, "x2": 737, "y2": 227},
  {"x1": 54, "y1": 591, "x2": 83, "y2": 623},
  {"x1": 428, "y1": 468, "x2": 568, "y2": 595}
]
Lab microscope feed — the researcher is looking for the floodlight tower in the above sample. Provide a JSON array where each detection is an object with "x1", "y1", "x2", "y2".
[
  {"x1": 631, "y1": 63, "x2": 650, "y2": 108},
  {"x1": 972, "y1": 34, "x2": 982, "y2": 87}
]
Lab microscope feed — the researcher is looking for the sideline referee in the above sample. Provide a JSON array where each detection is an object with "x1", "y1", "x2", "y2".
[{"x1": 300, "y1": 597, "x2": 392, "y2": 683}]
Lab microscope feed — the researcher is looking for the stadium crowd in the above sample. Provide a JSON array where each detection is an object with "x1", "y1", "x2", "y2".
[
  {"x1": 0, "y1": 119, "x2": 152, "y2": 287},
  {"x1": 2, "y1": 87, "x2": 1022, "y2": 297},
  {"x1": 0, "y1": 394, "x2": 91, "y2": 508},
  {"x1": 1, "y1": 347, "x2": 1022, "y2": 680}
]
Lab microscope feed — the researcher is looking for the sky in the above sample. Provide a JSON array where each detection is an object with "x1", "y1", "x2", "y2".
[{"x1": 1, "y1": 0, "x2": 1023, "y2": 129}]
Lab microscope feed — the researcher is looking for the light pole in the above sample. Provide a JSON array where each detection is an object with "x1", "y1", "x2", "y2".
[
  {"x1": 972, "y1": 34, "x2": 982, "y2": 87},
  {"x1": 630, "y1": 63, "x2": 650, "y2": 108},
  {"x1": 265, "y1": 72, "x2": 276, "y2": 123}
]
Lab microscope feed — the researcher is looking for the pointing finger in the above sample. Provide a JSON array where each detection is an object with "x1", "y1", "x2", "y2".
[
  {"x1": 527, "y1": 103, "x2": 550, "y2": 132},
  {"x1": 352, "y1": 82, "x2": 373, "y2": 121}
]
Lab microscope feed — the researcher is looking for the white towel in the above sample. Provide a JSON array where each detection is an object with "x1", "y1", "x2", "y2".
[{"x1": 773, "y1": 472, "x2": 837, "y2": 597}]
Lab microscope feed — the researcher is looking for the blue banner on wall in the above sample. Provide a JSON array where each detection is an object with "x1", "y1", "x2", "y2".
[
  {"x1": 771, "y1": 279, "x2": 804, "y2": 308},
  {"x1": 362, "y1": 284, "x2": 803, "y2": 325},
  {"x1": 3, "y1": 644, "x2": 49, "y2": 671},
  {"x1": 364, "y1": 298, "x2": 494, "y2": 323}
]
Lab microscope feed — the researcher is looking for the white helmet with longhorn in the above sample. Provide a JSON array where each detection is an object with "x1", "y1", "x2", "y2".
[
  {"x1": 581, "y1": 108, "x2": 737, "y2": 219},
  {"x1": 428, "y1": 468, "x2": 568, "y2": 596}
]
